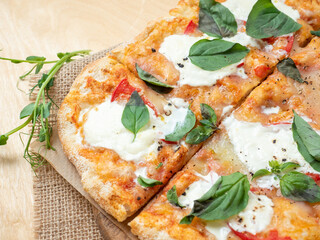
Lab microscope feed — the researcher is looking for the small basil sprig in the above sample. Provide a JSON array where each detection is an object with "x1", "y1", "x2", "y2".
[
  {"x1": 311, "y1": 30, "x2": 320, "y2": 37},
  {"x1": 277, "y1": 58, "x2": 303, "y2": 83},
  {"x1": 186, "y1": 104, "x2": 218, "y2": 144},
  {"x1": 167, "y1": 185, "x2": 185, "y2": 208},
  {"x1": 189, "y1": 39, "x2": 249, "y2": 71},
  {"x1": 137, "y1": 176, "x2": 163, "y2": 188},
  {"x1": 165, "y1": 108, "x2": 196, "y2": 142},
  {"x1": 198, "y1": 0, "x2": 237, "y2": 38},
  {"x1": 135, "y1": 64, "x2": 173, "y2": 93},
  {"x1": 121, "y1": 91, "x2": 150, "y2": 141},
  {"x1": 246, "y1": 0, "x2": 301, "y2": 39},
  {"x1": 180, "y1": 172, "x2": 250, "y2": 224},
  {"x1": 155, "y1": 162, "x2": 163, "y2": 169},
  {"x1": 292, "y1": 111, "x2": 320, "y2": 172},
  {"x1": 252, "y1": 160, "x2": 320, "y2": 203}
]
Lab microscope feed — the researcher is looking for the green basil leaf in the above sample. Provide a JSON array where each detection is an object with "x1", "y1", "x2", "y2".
[
  {"x1": 189, "y1": 39, "x2": 249, "y2": 71},
  {"x1": 155, "y1": 162, "x2": 163, "y2": 169},
  {"x1": 26, "y1": 56, "x2": 46, "y2": 62},
  {"x1": 198, "y1": 0, "x2": 237, "y2": 38},
  {"x1": 280, "y1": 171, "x2": 320, "y2": 203},
  {"x1": 280, "y1": 162, "x2": 300, "y2": 173},
  {"x1": 135, "y1": 64, "x2": 173, "y2": 93},
  {"x1": 277, "y1": 58, "x2": 303, "y2": 83},
  {"x1": 292, "y1": 111, "x2": 320, "y2": 172},
  {"x1": 167, "y1": 185, "x2": 185, "y2": 208},
  {"x1": 0, "y1": 135, "x2": 8, "y2": 145},
  {"x1": 186, "y1": 125, "x2": 215, "y2": 145},
  {"x1": 180, "y1": 172, "x2": 250, "y2": 224},
  {"x1": 252, "y1": 169, "x2": 272, "y2": 180},
  {"x1": 269, "y1": 160, "x2": 281, "y2": 174},
  {"x1": 311, "y1": 30, "x2": 320, "y2": 37},
  {"x1": 137, "y1": 176, "x2": 163, "y2": 188},
  {"x1": 246, "y1": 0, "x2": 301, "y2": 39},
  {"x1": 165, "y1": 108, "x2": 196, "y2": 142},
  {"x1": 20, "y1": 103, "x2": 35, "y2": 119},
  {"x1": 200, "y1": 103, "x2": 217, "y2": 125},
  {"x1": 121, "y1": 91, "x2": 150, "y2": 141}
]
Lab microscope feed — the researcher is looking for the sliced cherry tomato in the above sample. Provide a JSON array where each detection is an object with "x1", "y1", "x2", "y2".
[
  {"x1": 184, "y1": 20, "x2": 198, "y2": 35},
  {"x1": 111, "y1": 79, "x2": 159, "y2": 116},
  {"x1": 284, "y1": 36, "x2": 294, "y2": 54},
  {"x1": 237, "y1": 62, "x2": 245, "y2": 68},
  {"x1": 262, "y1": 37, "x2": 277, "y2": 45},
  {"x1": 160, "y1": 139, "x2": 178, "y2": 144},
  {"x1": 229, "y1": 226, "x2": 292, "y2": 240},
  {"x1": 254, "y1": 65, "x2": 271, "y2": 78},
  {"x1": 111, "y1": 79, "x2": 136, "y2": 102},
  {"x1": 306, "y1": 173, "x2": 320, "y2": 185}
]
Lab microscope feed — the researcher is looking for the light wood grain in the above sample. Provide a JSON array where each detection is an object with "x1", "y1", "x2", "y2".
[{"x1": 0, "y1": 1, "x2": 178, "y2": 239}]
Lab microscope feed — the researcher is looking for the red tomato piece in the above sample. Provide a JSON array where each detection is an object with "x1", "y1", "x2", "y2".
[
  {"x1": 254, "y1": 65, "x2": 271, "y2": 78},
  {"x1": 284, "y1": 36, "x2": 294, "y2": 54},
  {"x1": 306, "y1": 173, "x2": 320, "y2": 185},
  {"x1": 237, "y1": 62, "x2": 245, "y2": 68},
  {"x1": 111, "y1": 79, "x2": 136, "y2": 102},
  {"x1": 184, "y1": 20, "x2": 198, "y2": 35},
  {"x1": 262, "y1": 37, "x2": 277, "y2": 45},
  {"x1": 111, "y1": 79, "x2": 159, "y2": 116},
  {"x1": 229, "y1": 226, "x2": 292, "y2": 240},
  {"x1": 160, "y1": 139, "x2": 178, "y2": 144}
]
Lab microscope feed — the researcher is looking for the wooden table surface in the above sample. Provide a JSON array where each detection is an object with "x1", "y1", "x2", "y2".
[{"x1": 0, "y1": 1, "x2": 178, "y2": 239}]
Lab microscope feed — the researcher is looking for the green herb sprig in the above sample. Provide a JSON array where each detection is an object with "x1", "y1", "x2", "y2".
[{"x1": 0, "y1": 50, "x2": 91, "y2": 170}]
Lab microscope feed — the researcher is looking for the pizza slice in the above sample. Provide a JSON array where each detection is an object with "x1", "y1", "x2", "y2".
[
  {"x1": 129, "y1": 32, "x2": 320, "y2": 240},
  {"x1": 113, "y1": 0, "x2": 312, "y2": 125}
]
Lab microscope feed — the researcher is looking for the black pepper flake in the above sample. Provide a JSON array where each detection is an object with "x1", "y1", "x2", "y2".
[
  {"x1": 177, "y1": 63, "x2": 184, "y2": 68},
  {"x1": 168, "y1": 103, "x2": 172, "y2": 106},
  {"x1": 282, "y1": 158, "x2": 287, "y2": 162},
  {"x1": 249, "y1": 172, "x2": 254, "y2": 176},
  {"x1": 273, "y1": 139, "x2": 277, "y2": 144},
  {"x1": 282, "y1": 148, "x2": 287, "y2": 152},
  {"x1": 182, "y1": 192, "x2": 186, "y2": 196},
  {"x1": 238, "y1": 217, "x2": 243, "y2": 223},
  {"x1": 151, "y1": 48, "x2": 156, "y2": 52},
  {"x1": 183, "y1": 57, "x2": 188, "y2": 61},
  {"x1": 157, "y1": 145, "x2": 163, "y2": 151},
  {"x1": 137, "y1": 197, "x2": 141, "y2": 200}
]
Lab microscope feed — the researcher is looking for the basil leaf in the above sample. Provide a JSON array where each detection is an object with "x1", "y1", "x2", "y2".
[
  {"x1": 121, "y1": 91, "x2": 150, "y2": 141},
  {"x1": 0, "y1": 135, "x2": 8, "y2": 145},
  {"x1": 277, "y1": 58, "x2": 303, "y2": 83},
  {"x1": 252, "y1": 169, "x2": 272, "y2": 180},
  {"x1": 180, "y1": 172, "x2": 250, "y2": 224},
  {"x1": 137, "y1": 176, "x2": 163, "y2": 188},
  {"x1": 186, "y1": 125, "x2": 215, "y2": 145},
  {"x1": 292, "y1": 111, "x2": 320, "y2": 172},
  {"x1": 280, "y1": 171, "x2": 320, "y2": 203},
  {"x1": 26, "y1": 56, "x2": 46, "y2": 62},
  {"x1": 311, "y1": 30, "x2": 320, "y2": 37},
  {"x1": 155, "y1": 162, "x2": 163, "y2": 169},
  {"x1": 189, "y1": 39, "x2": 249, "y2": 71},
  {"x1": 167, "y1": 185, "x2": 185, "y2": 208},
  {"x1": 165, "y1": 108, "x2": 196, "y2": 142},
  {"x1": 135, "y1": 64, "x2": 173, "y2": 94},
  {"x1": 280, "y1": 162, "x2": 300, "y2": 173},
  {"x1": 246, "y1": 0, "x2": 301, "y2": 39},
  {"x1": 198, "y1": 0, "x2": 237, "y2": 38},
  {"x1": 20, "y1": 103, "x2": 35, "y2": 119},
  {"x1": 200, "y1": 104, "x2": 217, "y2": 125}
]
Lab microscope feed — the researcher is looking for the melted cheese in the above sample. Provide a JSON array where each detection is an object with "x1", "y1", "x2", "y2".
[
  {"x1": 222, "y1": 0, "x2": 300, "y2": 21},
  {"x1": 205, "y1": 221, "x2": 231, "y2": 240},
  {"x1": 134, "y1": 167, "x2": 148, "y2": 183},
  {"x1": 223, "y1": 114, "x2": 319, "y2": 180},
  {"x1": 82, "y1": 97, "x2": 188, "y2": 162},
  {"x1": 229, "y1": 192, "x2": 274, "y2": 235},
  {"x1": 261, "y1": 106, "x2": 280, "y2": 115},
  {"x1": 159, "y1": 33, "x2": 260, "y2": 87}
]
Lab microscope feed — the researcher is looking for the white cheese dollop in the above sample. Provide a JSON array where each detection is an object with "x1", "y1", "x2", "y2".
[
  {"x1": 261, "y1": 106, "x2": 280, "y2": 115},
  {"x1": 228, "y1": 192, "x2": 274, "y2": 235},
  {"x1": 205, "y1": 221, "x2": 231, "y2": 240},
  {"x1": 223, "y1": 114, "x2": 319, "y2": 185},
  {"x1": 159, "y1": 33, "x2": 260, "y2": 87},
  {"x1": 222, "y1": 0, "x2": 300, "y2": 21},
  {"x1": 82, "y1": 97, "x2": 188, "y2": 162}
]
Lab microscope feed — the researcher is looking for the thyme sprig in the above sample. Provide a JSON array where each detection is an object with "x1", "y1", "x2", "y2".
[{"x1": 0, "y1": 50, "x2": 91, "y2": 170}]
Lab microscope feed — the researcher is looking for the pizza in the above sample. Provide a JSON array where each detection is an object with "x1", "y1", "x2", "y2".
[{"x1": 57, "y1": 0, "x2": 320, "y2": 238}]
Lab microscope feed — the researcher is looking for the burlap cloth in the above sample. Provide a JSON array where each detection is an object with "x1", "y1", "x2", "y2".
[{"x1": 30, "y1": 48, "x2": 127, "y2": 240}]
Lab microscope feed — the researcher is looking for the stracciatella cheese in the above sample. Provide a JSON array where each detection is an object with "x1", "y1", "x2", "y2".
[
  {"x1": 81, "y1": 97, "x2": 189, "y2": 163},
  {"x1": 223, "y1": 114, "x2": 319, "y2": 179},
  {"x1": 159, "y1": 32, "x2": 260, "y2": 87}
]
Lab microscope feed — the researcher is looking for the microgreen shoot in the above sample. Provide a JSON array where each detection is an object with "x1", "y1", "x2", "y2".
[{"x1": 0, "y1": 50, "x2": 91, "y2": 171}]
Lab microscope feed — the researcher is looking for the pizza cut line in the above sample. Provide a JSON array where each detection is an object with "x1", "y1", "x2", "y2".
[{"x1": 57, "y1": 0, "x2": 320, "y2": 239}]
